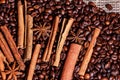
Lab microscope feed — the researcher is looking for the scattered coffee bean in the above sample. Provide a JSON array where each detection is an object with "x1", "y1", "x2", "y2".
[
  {"x1": 105, "y1": 4, "x2": 113, "y2": 10},
  {"x1": 84, "y1": 73, "x2": 90, "y2": 79}
]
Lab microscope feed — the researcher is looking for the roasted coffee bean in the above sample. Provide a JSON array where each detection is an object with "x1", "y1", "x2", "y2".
[
  {"x1": 1, "y1": 0, "x2": 120, "y2": 80},
  {"x1": 84, "y1": 73, "x2": 90, "y2": 79},
  {"x1": 105, "y1": 4, "x2": 113, "y2": 10},
  {"x1": 91, "y1": 15, "x2": 97, "y2": 22},
  {"x1": 105, "y1": 62, "x2": 111, "y2": 69},
  {"x1": 88, "y1": 1, "x2": 96, "y2": 7},
  {"x1": 105, "y1": 20, "x2": 110, "y2": 25},
  {"x1": 39, "y1": 74, "x2": 44, "y2": 79},
  {"x1": 101, "y1": 77, "x2": 108, "y2": 80},
  {"x1": 111, "y1": 70, "x2": 119, "y2": 76},
  {"x1": 45, "y1": 8, "x2": 52, "y2": 14},
  {"x1": 111, "y1": 54, "x2": 118, "y2": 60}
]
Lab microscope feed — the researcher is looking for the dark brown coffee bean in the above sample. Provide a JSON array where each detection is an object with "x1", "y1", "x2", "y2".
[
  {"x1": 33, "y1": 75, "x2": 39, "y2": 80},
  {"x1": 109, "y1": 76, "x2": 115, "y2": 80},
  {"x1": 45, "y1": 8, "x2": 52, "y2": 14},
  {"x1": 88, "y1": 2, "x2": 96, "y2": 7},
  {"x1": 101, "y1": 77, "x2": 108, "y2": 80},
  {"x1": 100, "y1": 15, "x2": 105, "y2": 21},
  {"x1": 117, "y1": 75, "x2": 120, "y2": 80},
  {"x1": 111, "y1": 70, "x2": 119, "y2": 76},
  {"x1": 39, "y1": 74, "x2": 44, "y2": 79},
  {"x1": 80, "y1": 75, "x2": 84, "y2": 79},
  {"x1": 94, "y1": 20, "x2": 100, "y2": 26},
  {"x1": 105, "y1": 4, "x2": 113, "y2": 10},
  {"x1": 33, "y1": 5, "x2": 40, "y2": 9},
  {"x1": 48, "y1": 15, "x2": 53, "y2": 21},
  {"x1": 91, "y1": 15, "x2": 97, "y2": 22},
  {"x1": 84, "y1": 73, "x2": 90, "y2": 79},
  {"x1": 105, "y1": 21, "x2": 110, "y2": 25},
  {"x1": 105, "y1": 62, "x2": 111, "y2": 69},
  {"x1": 108, "y1": 40, "x2": 113, "y2": 45},
  {"x1": 92, "y1": 6, "x2": 98, "y2": 13},
  {"x1": 111, "y1": 54, "x2": 118, "y2": 60}
]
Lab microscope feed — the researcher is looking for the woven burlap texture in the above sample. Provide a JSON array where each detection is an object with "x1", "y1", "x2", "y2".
[{"x1": 84, "y1": 0, "x2": 120, "y2": 13}]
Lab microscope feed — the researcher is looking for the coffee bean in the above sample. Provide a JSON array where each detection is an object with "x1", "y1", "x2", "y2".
[
  {"x1": 39, "y1": 74, "x2": 44, "y2": 79},
  {"x1": 105, "y1": 21, "x2": 110, "y2": 25},
  {"x1": 45, "y1": 8, "x2": 52, "y2": 14},
  {"x1": 88, "y1": 2, "x2": 96, "y2": 7},
  {"x1": 111, "y1": 70, "x2": 119, "y2": 76},
  {"x1": 105, "y1": 4, "x2": 113, "y2": 10},
  {"x1": 101, "y1": 77, "x2": 108, "y2": 80},
  {"x1": 111, "y1": 54, "x2": 117, "y2": 60},
  {"x1": 105, "y1": 62, "x2": 111, "y2": 69},
  {"x1": 84, "y1": 73, "x2": 90, "y2": 79}
]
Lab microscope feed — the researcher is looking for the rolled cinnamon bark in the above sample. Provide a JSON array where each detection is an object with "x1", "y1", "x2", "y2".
[
  {"x1": 0, "y1": 32, "x2": 14, "y2": 63},
  {"x1": 61, "y1": 43, "x2": 82, "y2": 80},
  {"x1": 0, "y1": 25, "x2": 25, "y2": 70},
  {"x1": 27, "y1": 44, "x2": 41, "y2": 80},
  {"x1": 24, "y1": 15, "x2": 33, "y2": 62},
  {"x1": 0, "y1": 50, "x2": 6, "y2": 80},
  {"x1": 53, "y1": 18, "x2": 74, "y2": 67},
  {"x1": 17, "y1": 0, "x2": 25, "y2": 48},
  {"x1": 78, "y1": 28, "x2": 101, "y2": 76}
]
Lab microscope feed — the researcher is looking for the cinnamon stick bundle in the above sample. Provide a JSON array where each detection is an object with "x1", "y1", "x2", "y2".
[
  {"x1": 27, "y1": 44, "x2": 41, "y2": 80},
  {"x1": 0, "y1": 50, "x2": 6, "y2": 80},
  {"x1": 0, "y1": 32, "x2": 14, "y2": 63},
  {"x1": 17, "y1": 0, "x2": 25, "y2": 48},
  {"x1": 53, "y1": 18, "x2": 74, "y2": 67},
  {"x1": 42, "y1": 16, "x2": 59, "y2": 62},
  {"x1": 24, "y1": 15, "x2": 33, "y2": 62},
  {"x1": 78, "y1": 28, "x2": 101, "y2": 76},
  {"x1": 61, "y1": 43, "x2": 82, "y2": 80},
  {"x1": 0, "y1": 25, "x2": 25, "y2": 70}
]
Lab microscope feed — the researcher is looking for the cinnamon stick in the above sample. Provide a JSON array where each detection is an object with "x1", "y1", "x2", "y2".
[
  {"x1": 78, "y1": 28, "x2": 101, "y2": 76},
  {"x1": 57, "y1": 18, "x2": 67, "y2": 53},
  {"x1": 18, "y1": 0, "x2": 25, "y2": 48},
  {"x1": 24, "y1": 0, "x2": 27, "y2": 48},
  {"x1": 42, "y1": 16, "x2": 59, "y2": 62},
  {"x1": 53, "y1": 18, "x2": 74, "y2": 67},
  {"x1": 24, "y1": 15, "x2": 33, "y2": 62},
  {"x1": 61, "y1": 43, "x2": 82, "y2": 80},
  {"x1": 0, "y1": 25, "x2": 25, "y2": 70},
  {"x1": 0, "y1": 32, "x2": 14, "y2": 63},
  {"x1": 0, "y1": 50, "x2": 6, "y2": 80},
  {"x1": 27, "y1": 44, "x2": 41, "y2": 80}
]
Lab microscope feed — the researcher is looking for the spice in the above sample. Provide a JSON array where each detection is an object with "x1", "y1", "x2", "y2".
[
  {"x1": 61, "y1": 43, "x2": 82, "y2": 80},
  {"x1": 53, "y1": 18, "x2": 74, "y2": 67},
  {"x1": 32, "y1": 23, "x2": 51, "y2": 40},
  {"x1": 0, "y1": 25, "x2": 25, "y2": 70},
  {"x1": 0, "y1": 32, "x2": 14, "y2": 63},
  {"x1": 0, "y1": 50, "x2": 6, "y2": 80},
  {"x1": 4, "y1": 62, "x2": 22, "y2": 80},
  {"x1": 42, "y1": 16, "x2": 59, "y2": 62},
  {"x1": 105, "y1": 4, "x2": 113, "y2": 11},
  {"x1": 27, "y1": 44, "x2": 41, "y2": 80},
  {"x1": 17, "y1": 0, "x2": 25, "y2": 48},
  {"x1": 67, "y1": 29, "x2": 85, "y2": 44},
  {"x1": 78, "y1": 28, "x2": 101, "y2": 76},
  {"x1": 24, "y1": 0, "x2": 27, "y2": 48},
  {"x1": 24, "y1": 15, "x2": 33, "y2": 62}
]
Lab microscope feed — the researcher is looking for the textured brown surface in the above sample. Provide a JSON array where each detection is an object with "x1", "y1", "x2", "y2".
[{"x1": 84, "y1": 0, "x2": 120, "y2": 13}]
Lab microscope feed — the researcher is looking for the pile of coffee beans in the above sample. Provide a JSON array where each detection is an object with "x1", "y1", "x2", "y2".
[{"x1": 0, "y1": 0, "x2": 120, "y2": 80}]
